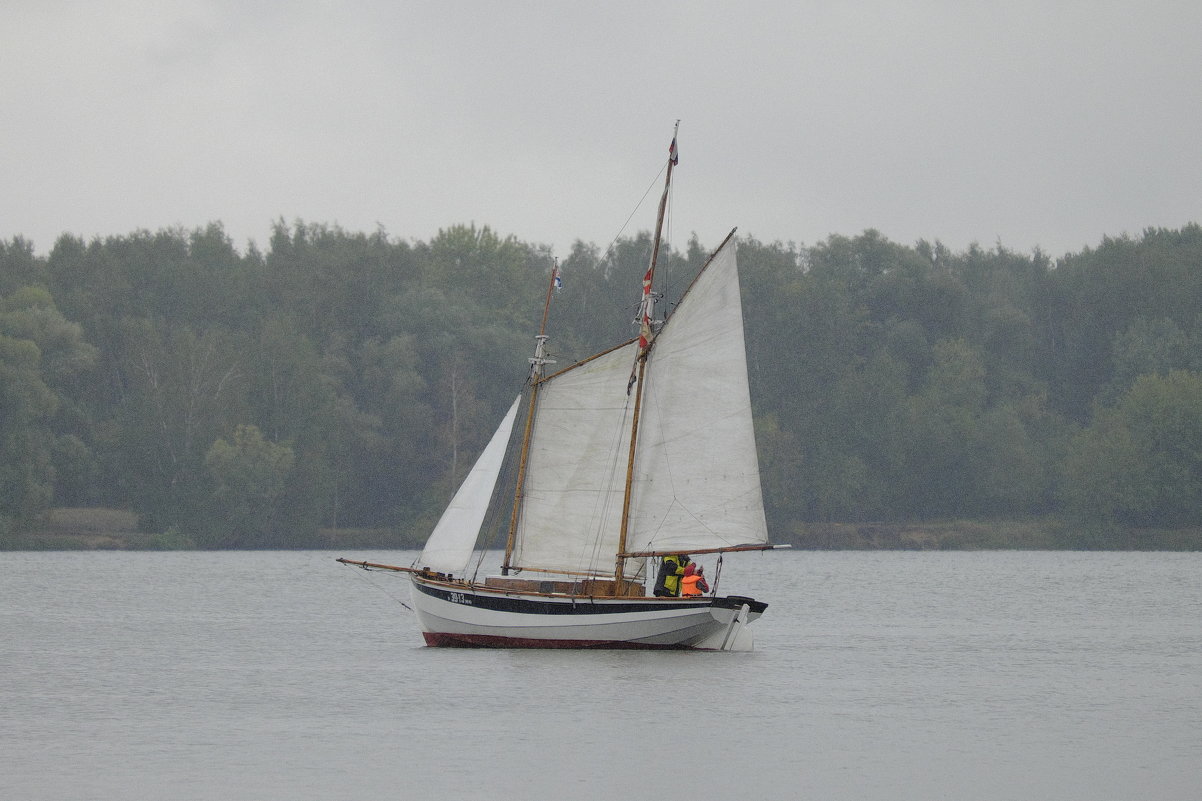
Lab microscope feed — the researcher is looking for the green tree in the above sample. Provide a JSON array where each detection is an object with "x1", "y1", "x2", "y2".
[
  {"x1": 897, "y1": 338, "x2": 987, "y2": 517},
  {"x1": 0, "y1": 287, "x2": 99, "y2": 533},
  {"x1": 116, "y1": 319, "x2": 245, "y2": 534},
  {"x1": 1064, "y1": 370, "x2": 1202, "y2": 531},
  {"x1": 0, "y1": 287, "x2": 99, "y2": 389},
  {"x1": 205, "y1": 424, "x2": 296, "y2": 547},
  {"x1": 1104, "y1": 316, "x2": 1192, "y2": 401},
  {"x1": 0, "y1": 237, "x2": 45, "y2": 295},
  {"x1": 426, "y1": 223, "x2": 546, "y2": 328},
  {"x1": 0, "y1": 334, "x2": 57, "y2": 540},
  {"x1": 240, "y1": 315, "x2": 340, "y2": 535}
]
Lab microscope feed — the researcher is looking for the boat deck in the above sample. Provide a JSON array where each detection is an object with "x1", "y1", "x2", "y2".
[{"x1": 482, "y1": 575, "x2": 645, "y2": 597}]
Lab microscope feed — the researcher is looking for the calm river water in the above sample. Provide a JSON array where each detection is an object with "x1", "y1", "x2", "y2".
[{"x1": 2, "y1": 550, "x2": 1199, "y2": 800}]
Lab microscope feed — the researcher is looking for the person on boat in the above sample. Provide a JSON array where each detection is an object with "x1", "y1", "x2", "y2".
[
  {"x1": 680, "y1": 563, "x2": 710, "y2": 597},
  {"x1": 653, "y1": 554, "x2": 690, "y2": 597}
]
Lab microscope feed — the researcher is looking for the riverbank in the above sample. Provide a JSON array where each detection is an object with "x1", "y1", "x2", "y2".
[
  {"x1": 3, "y1": 508, "x2": 421, "y2": 551},
  {"x1": 790, "y1": 519, "x2": 1202, "y2": 550},
  {"x1": 6, "y1": 508, "x2": 1201, "y2": 551}
]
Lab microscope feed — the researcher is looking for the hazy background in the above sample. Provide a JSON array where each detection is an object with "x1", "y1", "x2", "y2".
[{"x1": 4, "y1": 0, "x2": 1201, "y2": 257}]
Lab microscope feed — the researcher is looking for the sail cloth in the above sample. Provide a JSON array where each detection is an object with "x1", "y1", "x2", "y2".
[
  {"x1": 628, "y1": 238, "x2": 770, "y2": 553},
  {"x1": 511, "y1": 237, "x2": 768, "y2": 575},
  {"x1": 510, "y1": 342, "x2": 638, "y2": 575},
  {"x1": 419, "y1": 395, "x2": 522, "y2": 576}
]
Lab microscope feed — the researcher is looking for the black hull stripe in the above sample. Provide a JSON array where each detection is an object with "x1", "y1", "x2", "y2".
[{"x1": 412, "y1": 580, "x2": 767, "y2": 616}]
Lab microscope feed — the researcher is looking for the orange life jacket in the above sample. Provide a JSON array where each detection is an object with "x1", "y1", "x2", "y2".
[{"x1": 681, "y1": 574, "x2": 707, "y2": 596}]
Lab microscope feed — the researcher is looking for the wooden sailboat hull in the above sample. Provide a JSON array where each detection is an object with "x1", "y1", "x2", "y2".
[{"x1": 409, "y1": 575, "x2": 767, "y2": 651}]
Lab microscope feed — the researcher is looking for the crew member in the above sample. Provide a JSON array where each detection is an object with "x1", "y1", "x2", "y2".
[
  {"x1": 653, "y1": 554, "x2": 690, "y2": 597},
  {"x1": 680, "y1": 563, "x2": 710, "y2": 597}
]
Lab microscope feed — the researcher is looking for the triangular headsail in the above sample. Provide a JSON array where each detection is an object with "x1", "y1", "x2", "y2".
[
  {"x1": 418, "y1": 395, "x2": 522, "y2": 575},
  {"x1": 627, "y1": 235, "x2": 769, "y2": 554}
]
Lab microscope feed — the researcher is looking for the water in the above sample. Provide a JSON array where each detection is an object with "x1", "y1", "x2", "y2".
[{"x1": 2, "y1": 550, "x2": 1199, "y2": 801}]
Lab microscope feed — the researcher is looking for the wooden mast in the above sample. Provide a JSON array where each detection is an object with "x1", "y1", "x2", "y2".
[
  {"x1": 614, "y1": 122, "x2": 679, "y2": 591},
  {"x1": 501, "y1": 259, "x2": 560, "y2": 574}
]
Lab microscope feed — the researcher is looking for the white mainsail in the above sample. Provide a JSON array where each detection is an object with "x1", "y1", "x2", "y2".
[
  {"x1": 628, "y1": 237, "x2": 769, "y2": 553},
  {"x1": 509, "y1": 342, "x2": 638, "y2": 575},
  {"x1": 418, "y1": 395, "x2": 521, "y2": 575}
]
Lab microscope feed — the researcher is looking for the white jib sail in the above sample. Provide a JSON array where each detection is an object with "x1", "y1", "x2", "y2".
[
  {"x1": 628, "y1": 238, "x2": 769, "y2": 553},
  {"x1": 419, "y1": 395, "x2": 522, "y2": 576}
]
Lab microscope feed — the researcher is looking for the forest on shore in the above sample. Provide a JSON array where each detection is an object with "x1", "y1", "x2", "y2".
[{"x1": 3, "y1": 220, "x2": 1201, "y2": 549}]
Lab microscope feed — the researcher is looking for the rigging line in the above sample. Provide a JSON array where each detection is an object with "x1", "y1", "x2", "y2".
[
  {"x1": 552, "y1": 164, "x2": 670, "y2": 343},
  {"x1": 590, "y1": 163, "x2": 669, "y2": 276},
  {"x1": 581, "y1": 394, "x2": 637, "y2": 573},
  {"x1": 342, "y1": 561, "x2": 415, "y2": 613},
  {"x1": 545, "y1": 163, "x2": 676, "y2": 367}
]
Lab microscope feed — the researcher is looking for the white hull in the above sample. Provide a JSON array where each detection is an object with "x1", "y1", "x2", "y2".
[{"x1": 409, "y1": 575, "x2": 764, "y2": 651}]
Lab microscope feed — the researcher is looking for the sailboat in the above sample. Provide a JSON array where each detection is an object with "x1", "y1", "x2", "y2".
[{"x1": 339, "y1": 126, "x2": 786, "y2": 650}]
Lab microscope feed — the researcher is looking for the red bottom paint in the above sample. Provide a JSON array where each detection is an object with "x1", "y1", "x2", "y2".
[{"x1": 422, "y1": 632, "x2": 694, "y2": 649}]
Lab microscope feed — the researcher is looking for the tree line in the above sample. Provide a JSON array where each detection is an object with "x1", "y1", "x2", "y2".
[{"x1": 2, "y1": 220, "x2": 1201, "y2": 548}]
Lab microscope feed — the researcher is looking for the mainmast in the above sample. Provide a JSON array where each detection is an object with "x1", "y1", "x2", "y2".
[
  {"x1": 615, "y1": 122, "x2": 679, "y2": 588},
  {"x1": 501, "y1": 259, "x2": 560, "y2": 574}
]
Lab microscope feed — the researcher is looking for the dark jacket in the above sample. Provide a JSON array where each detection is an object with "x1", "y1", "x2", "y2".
[{"x1": 653, "y1": 555, "x2": 688, "y2": 597}]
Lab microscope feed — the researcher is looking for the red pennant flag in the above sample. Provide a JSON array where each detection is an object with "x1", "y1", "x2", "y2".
[{"x1": 637, "y1": 266, "x2": 654, "y2": 351}]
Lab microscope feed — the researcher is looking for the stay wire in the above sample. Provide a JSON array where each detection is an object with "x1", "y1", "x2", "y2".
[
  {"x1": 342, "y1": 560, "x2": 414, "y2": 613},
  {"x1": 568, "y1": 163, "x2": 670, "y2": 332},
  {"x1": 593, "y1": 163, "x2": 667, "y2": 273}
]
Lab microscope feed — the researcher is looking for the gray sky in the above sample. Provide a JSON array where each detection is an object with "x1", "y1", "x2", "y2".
[{"x1": 4, "y1": 1, "x2": 1201, "y2": 259}]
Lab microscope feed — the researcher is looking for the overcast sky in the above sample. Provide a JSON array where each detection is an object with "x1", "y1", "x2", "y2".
[{"x1": 4, "y1": 1, "x2": 1201, "y2": 260}]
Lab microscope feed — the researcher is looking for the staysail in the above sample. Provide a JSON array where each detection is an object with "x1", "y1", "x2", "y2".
[{"x1": 418, "y1": 395, "x2": 522, "y2": 575}]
